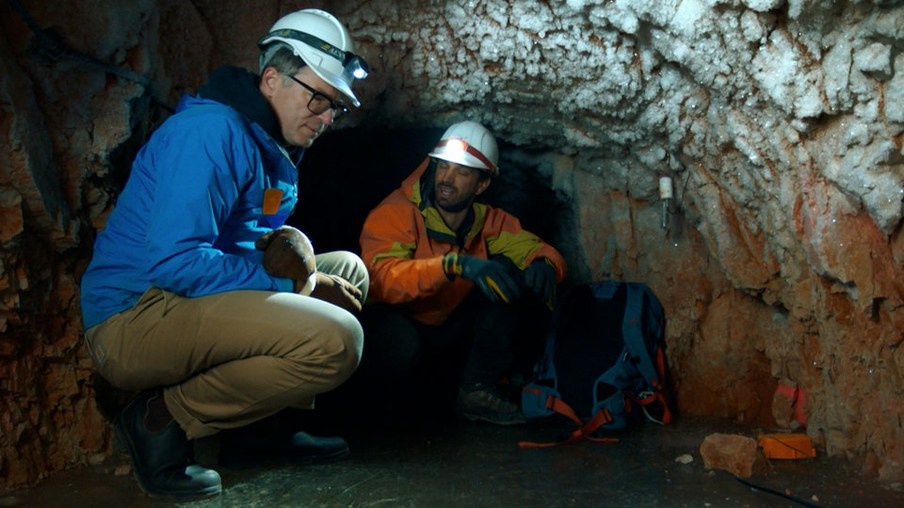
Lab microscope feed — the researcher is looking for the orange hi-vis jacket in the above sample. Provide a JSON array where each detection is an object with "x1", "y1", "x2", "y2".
[{"x1": 359, "y1": 158, "x2": 567, "y2": 326}]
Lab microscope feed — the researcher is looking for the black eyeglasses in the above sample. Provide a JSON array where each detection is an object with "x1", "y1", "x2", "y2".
[{"x1": 283, "y1": 74, "x2": 349, "y2": 118}]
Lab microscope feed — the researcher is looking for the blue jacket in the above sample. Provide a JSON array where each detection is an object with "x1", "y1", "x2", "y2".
[{"x1": 81, "y1": 67, "x2": 300, "y2": 329}]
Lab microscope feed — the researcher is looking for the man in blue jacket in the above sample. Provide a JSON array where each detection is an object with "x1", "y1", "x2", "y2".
[{"x1": 80, "y1": 9, "x2": 370, "y2": 499}]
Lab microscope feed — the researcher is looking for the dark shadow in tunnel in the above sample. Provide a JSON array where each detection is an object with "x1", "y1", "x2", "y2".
[{"x1": 288, "y1": 126, "x2": 444, "y2": 253}]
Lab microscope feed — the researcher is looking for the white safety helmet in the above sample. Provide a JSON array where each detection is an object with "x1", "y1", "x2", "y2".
[
  {"x1": 428, "y1": 121, "x2": 499, "y2": 177},
  {"x1": 257, "y1": 9, "x2": 368, "y2": 107}
]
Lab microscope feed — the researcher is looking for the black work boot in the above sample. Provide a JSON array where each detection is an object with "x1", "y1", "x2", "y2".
[
  {"x1": 114, "y1": 389, "x2": 222, "y2": 499},
  {"x1": 219, "y1": 414, "x2": 350, "y2": 466},
  {"x1": 289, "y1": 431, "x2": 350, "y2": 464}
]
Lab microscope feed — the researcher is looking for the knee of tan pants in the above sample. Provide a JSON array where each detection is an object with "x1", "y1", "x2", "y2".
[
  {"x1": 321, "y1": 312, "x2": 364, "y2": 391},
  {"x1": 315, "y1": 250, "x2": 370, "y2": 303}
]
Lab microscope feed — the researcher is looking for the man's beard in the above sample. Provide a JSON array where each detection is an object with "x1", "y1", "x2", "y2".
[{"x1": 435, "y1": 185, "x2": 471, "y2": 213}]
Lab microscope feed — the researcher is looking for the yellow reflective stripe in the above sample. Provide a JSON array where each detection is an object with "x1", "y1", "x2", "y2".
[
  {"x1": 485, "y1": 276, "x2": 510, "y2": 303},
  {"x1": 410, "y1": 176, "x2": 423, "y2": 205},
  {"x1": 486, "y1": 230, "x2": 544, "y2": 269},
  {"x1": 371, "y1": 240, "x2": 417, "y2": 264},
  {"x1": 465, "y1": 204, "x2": 489, "y2": 242}
]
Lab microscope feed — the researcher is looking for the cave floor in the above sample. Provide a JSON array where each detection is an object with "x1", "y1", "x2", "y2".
[{"x1": 5, "y1": 415, "x2": 903, "y2": 508}]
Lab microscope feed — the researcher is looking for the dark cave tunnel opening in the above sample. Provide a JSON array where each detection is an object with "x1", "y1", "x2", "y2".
[{"x1": 290, "y1": 125, "x2": 571, "y2": 263}]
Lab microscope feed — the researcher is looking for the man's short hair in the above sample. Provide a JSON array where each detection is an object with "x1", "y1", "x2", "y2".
[{"x1": 259, "y1": 44, "x2": 306, "y2": 76}]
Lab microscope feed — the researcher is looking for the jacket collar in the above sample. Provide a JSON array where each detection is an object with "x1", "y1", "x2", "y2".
[{"x1": 197, "y1": 65, "x2": 296, "y2": 156}]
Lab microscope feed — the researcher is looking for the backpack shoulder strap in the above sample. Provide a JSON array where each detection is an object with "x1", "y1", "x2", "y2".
[
  {"x1": 623, "y1": 283, "x2": 672, "y2": 425},
  {"x1": 622, "y1": 283, "x2": 663, "y2": 388}
]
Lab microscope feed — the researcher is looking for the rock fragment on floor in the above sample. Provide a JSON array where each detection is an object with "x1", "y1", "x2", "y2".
[{"x1": 699, "y1": 432, "x2": 764, "y2": 478}]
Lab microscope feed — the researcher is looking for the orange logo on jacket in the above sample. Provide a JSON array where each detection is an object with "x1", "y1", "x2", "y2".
[{"x1": 263, "y1": 188, "x2": 283, "y2": 215}]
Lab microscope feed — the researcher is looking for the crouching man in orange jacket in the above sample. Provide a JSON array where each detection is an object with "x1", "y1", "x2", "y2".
[{"x1": 356, "y1": 121, "x2": 567, "y2": 425}]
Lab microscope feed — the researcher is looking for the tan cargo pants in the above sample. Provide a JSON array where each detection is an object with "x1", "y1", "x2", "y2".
[{"x1": 84, "y1": 251, "x2": 368, "y2": 440}]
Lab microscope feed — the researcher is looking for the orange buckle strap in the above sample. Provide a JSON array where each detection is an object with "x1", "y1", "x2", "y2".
[{"x1": 518, "y1": 401, "x2": 619, "y2": 449}]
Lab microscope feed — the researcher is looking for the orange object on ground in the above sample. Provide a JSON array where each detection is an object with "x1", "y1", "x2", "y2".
[{"x1": 758, "y1": 433, "x2": 817, "y2": 459}]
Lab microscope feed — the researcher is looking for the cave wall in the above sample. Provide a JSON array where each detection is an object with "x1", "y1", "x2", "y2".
[{"x1": 0, "y1": 0, "x2": 902, "y2": 491}]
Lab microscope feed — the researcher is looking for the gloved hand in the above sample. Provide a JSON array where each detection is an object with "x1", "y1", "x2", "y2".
[
  {"x1": 310, "y1": 273, "x2": 363, "y2": 314},
  {"x1": 443, "y1": 252, "x2": 521, "y2": 304},
  {"x1": 255, "y1": 226, "x2": 316, "y2": 293},
  {"x1": 524, "y1": 258, "x2": 556, "y2": 309}
]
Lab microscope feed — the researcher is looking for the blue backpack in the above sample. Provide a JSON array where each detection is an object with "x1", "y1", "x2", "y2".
[{"x1": 520, "y1": 280, "x2": 672, "y2": 448}]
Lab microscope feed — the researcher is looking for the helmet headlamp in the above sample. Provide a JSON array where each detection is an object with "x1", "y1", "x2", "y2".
[{"x1": 346, "y1": 54, "x2": 369, "y2": 79}]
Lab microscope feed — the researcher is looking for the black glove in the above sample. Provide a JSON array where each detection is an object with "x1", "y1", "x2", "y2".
[
  {"x1": 524, "y1": 258, "x2": 556, "y2": 309},
  {"x1": 443, "y1": 253, "x2": 521, "y2": 304}
]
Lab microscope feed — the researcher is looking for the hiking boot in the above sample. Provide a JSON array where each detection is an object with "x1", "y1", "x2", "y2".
[
  {"x1": 219, "y1": 416, "x2": 350, "y2": 466},
  {"x1": 457, "y1": 383, "x2": 527, "y2": 425},
  {"x1": 114, "y1": 390, "x2": 222, "y2": 499},
  {"x1": 289, "y1": 431, "x2": 350, "y2": 464}
]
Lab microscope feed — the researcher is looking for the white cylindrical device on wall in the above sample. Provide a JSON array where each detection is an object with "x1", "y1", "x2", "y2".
[
  {"x1": 659, "y1": 176, "x2": 673, "y2": 200},
  {"x1": 659, "y1": 176, "x2": 673, "y2": 230}
]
